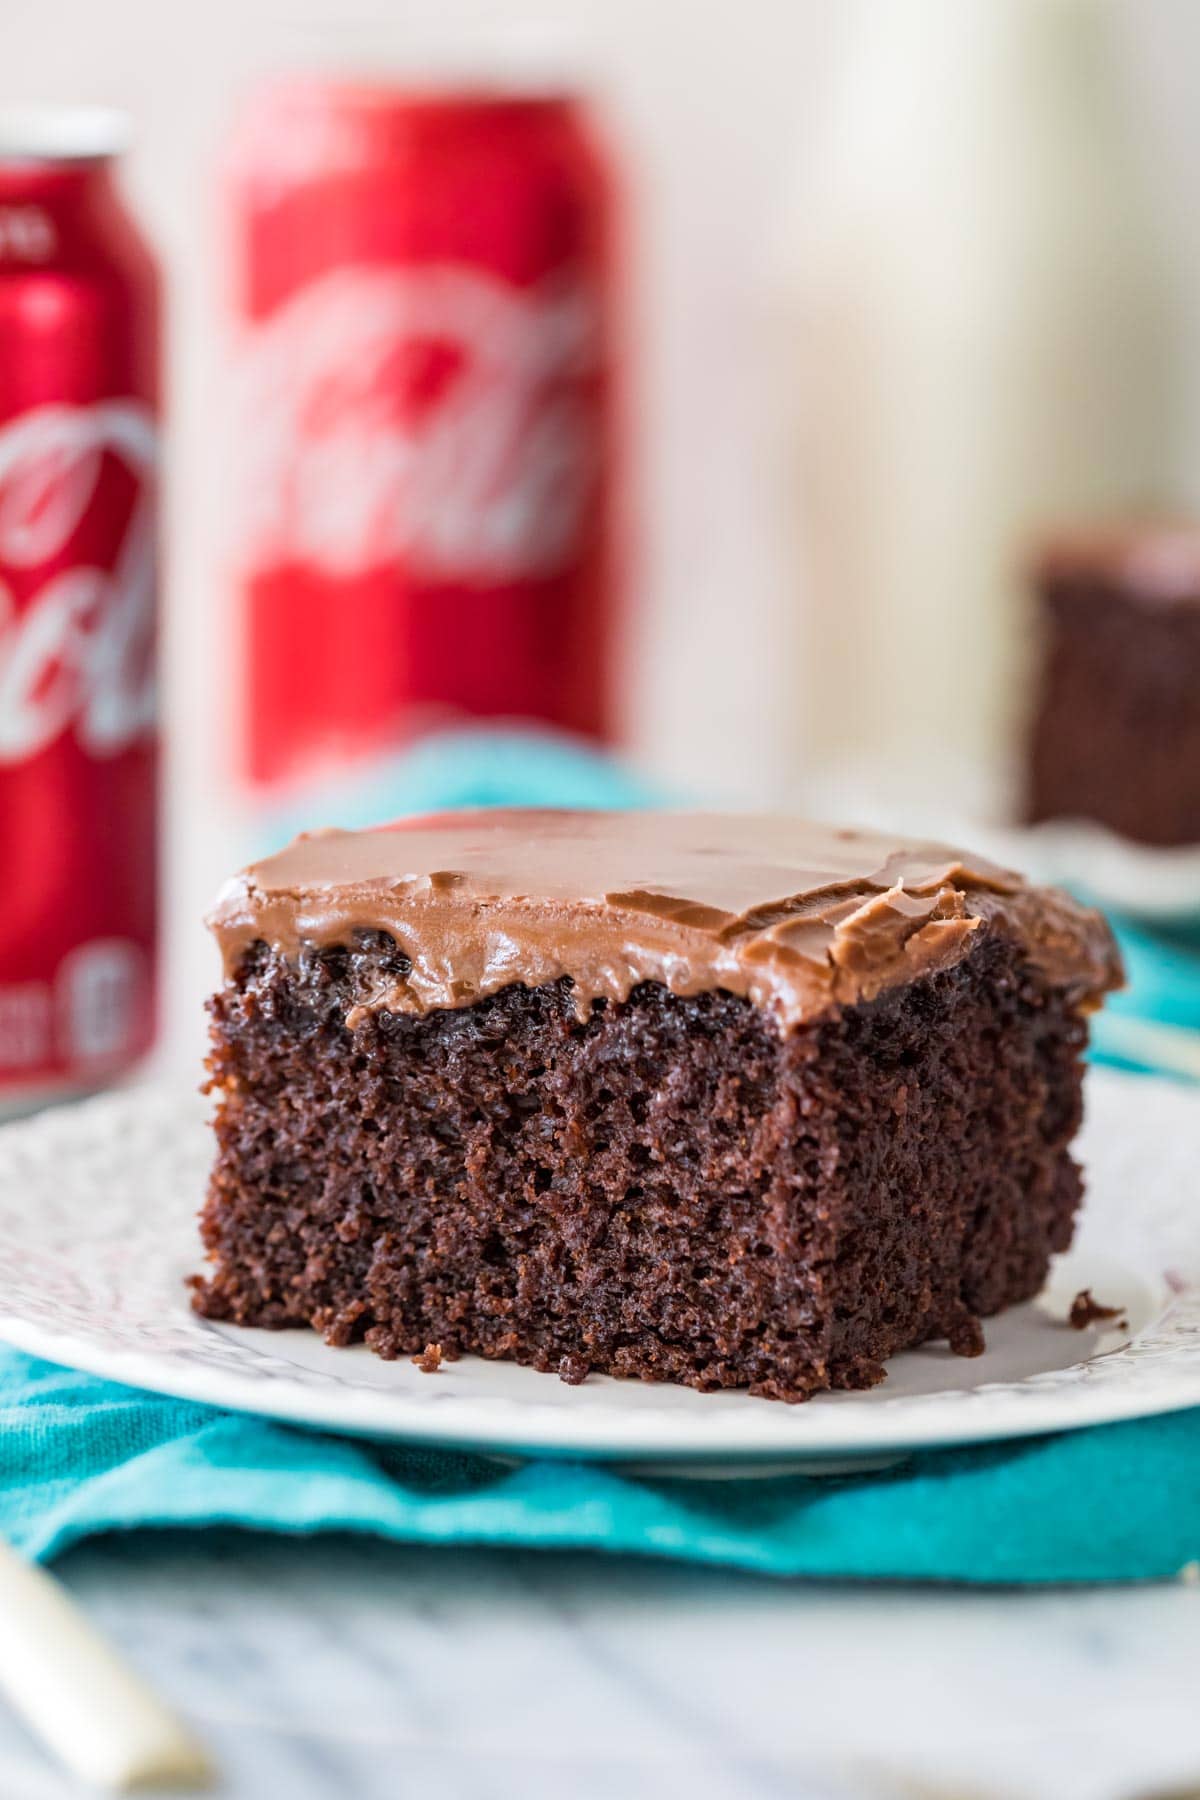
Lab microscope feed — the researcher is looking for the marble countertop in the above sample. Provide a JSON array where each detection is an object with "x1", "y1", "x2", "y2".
[{"x1": 0, "y1": 1534, "x2": 1198, "y2": 1800}]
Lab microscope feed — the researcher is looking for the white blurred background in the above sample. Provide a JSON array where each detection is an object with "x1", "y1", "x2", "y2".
[{"x1": 5, "y1": 0, "x2": 1200, "y2": 1066}]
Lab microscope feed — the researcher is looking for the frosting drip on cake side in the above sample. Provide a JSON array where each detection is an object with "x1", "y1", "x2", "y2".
[{"x1": 207, "y1": 810, "x2": 1122, "y2": 1030}]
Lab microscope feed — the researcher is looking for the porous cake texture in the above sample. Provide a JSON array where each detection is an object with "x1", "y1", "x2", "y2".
[{"x1": 194, "y1": 811, "x2": 1120, "y2": 1401}]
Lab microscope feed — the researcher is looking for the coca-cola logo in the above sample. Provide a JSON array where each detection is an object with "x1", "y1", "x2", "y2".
[
  {"x1": 0, "y1": 401, "x2": 157, "y2": 764},
  {"x1": 237, "y1": 263, "x2": 600, "y2": 582}
]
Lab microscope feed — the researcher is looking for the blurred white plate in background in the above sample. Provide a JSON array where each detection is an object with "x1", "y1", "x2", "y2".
[
  {"x1": 0, "y1": 1070, "x2": 1196, "y2": 1472},
  {"x1": 803, "y1": 758, "x2": 1200, "y2": 924},
  {"x1": 989, "y1": 819, "x2": 1200, "y2": 924}
]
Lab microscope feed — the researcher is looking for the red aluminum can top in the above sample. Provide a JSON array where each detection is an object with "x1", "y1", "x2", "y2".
[
  {"x1": 0, "y1": 106, "x2": 131, "y2": 169},
  {"x1": 227, "y1": 76, "x2": 605, "y2": 190}
]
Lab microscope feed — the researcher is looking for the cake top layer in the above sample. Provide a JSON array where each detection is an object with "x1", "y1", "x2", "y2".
[
  {"x1": 208, "y1": 810, "x2": 1121, "y2": 1029},
  {"x1": 1036, "y1": 520, "x2": 1200, "y2": 606}
]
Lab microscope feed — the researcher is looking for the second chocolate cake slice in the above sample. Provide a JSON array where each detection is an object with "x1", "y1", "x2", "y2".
[
  {"x1": 1027, "y1": 522, "x2": 1200, "y2": 845},
  {"x1": 195, "y1": 811, "x2": 1121, "y2": 1401}
]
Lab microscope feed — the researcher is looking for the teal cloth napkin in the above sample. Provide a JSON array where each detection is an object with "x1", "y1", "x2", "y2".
[
  {"x1": 4, "y1": 725, "x2": 1200, "y2": 1584},
  {"x1": 4, "y1": 1350, "x2": 1200, "y2": 1582}
]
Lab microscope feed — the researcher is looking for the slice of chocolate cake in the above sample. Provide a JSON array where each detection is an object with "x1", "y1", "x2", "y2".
[
  {"x1": 1027, "y1": 522, "x2": 1200, "y2": 846},
  {"x1": 194, "y1": 811, "x2": 1121, "y2": 1402}
]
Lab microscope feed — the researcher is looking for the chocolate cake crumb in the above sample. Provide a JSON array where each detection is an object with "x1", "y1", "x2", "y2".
[
  {"x1": 1068, "y1": 1289, "x2": 1125, "y2": 1330},
  {"x1": 942, "y1": 1305, "x2": 987, "y2": 1359},
  {"x1": 557, "y1": 1352, "x2": 591, "y2": 1387},
  {"x1": 412, "y1": 1343, "x2": 444, "y2": 1373}
]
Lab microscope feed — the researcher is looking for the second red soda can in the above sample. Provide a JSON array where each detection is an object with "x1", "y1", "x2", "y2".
[{"x1": 228, "y1": 81, "x2": 620, "y2": 791}]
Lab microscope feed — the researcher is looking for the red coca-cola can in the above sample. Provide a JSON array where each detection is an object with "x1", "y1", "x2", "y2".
[
  {"x1": 0, "y1": 109, "x2": 159, "y2": 1118},
  {"x1": 228, "y1": 79, "x2": 619, "y2": 790}
]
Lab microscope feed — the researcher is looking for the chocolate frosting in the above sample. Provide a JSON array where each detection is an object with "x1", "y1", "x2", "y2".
[
  {"x1": 208, "y1": 810, "x2": 1122, "y2": 1032},
  {"x1": 1035, "y1": 521, "x2": 1200, "y2": 607}
]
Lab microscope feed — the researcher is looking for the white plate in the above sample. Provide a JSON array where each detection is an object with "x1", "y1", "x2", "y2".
[{"x1": 0, "y1": 1069, "x2": 1197, "y2": 1471}]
